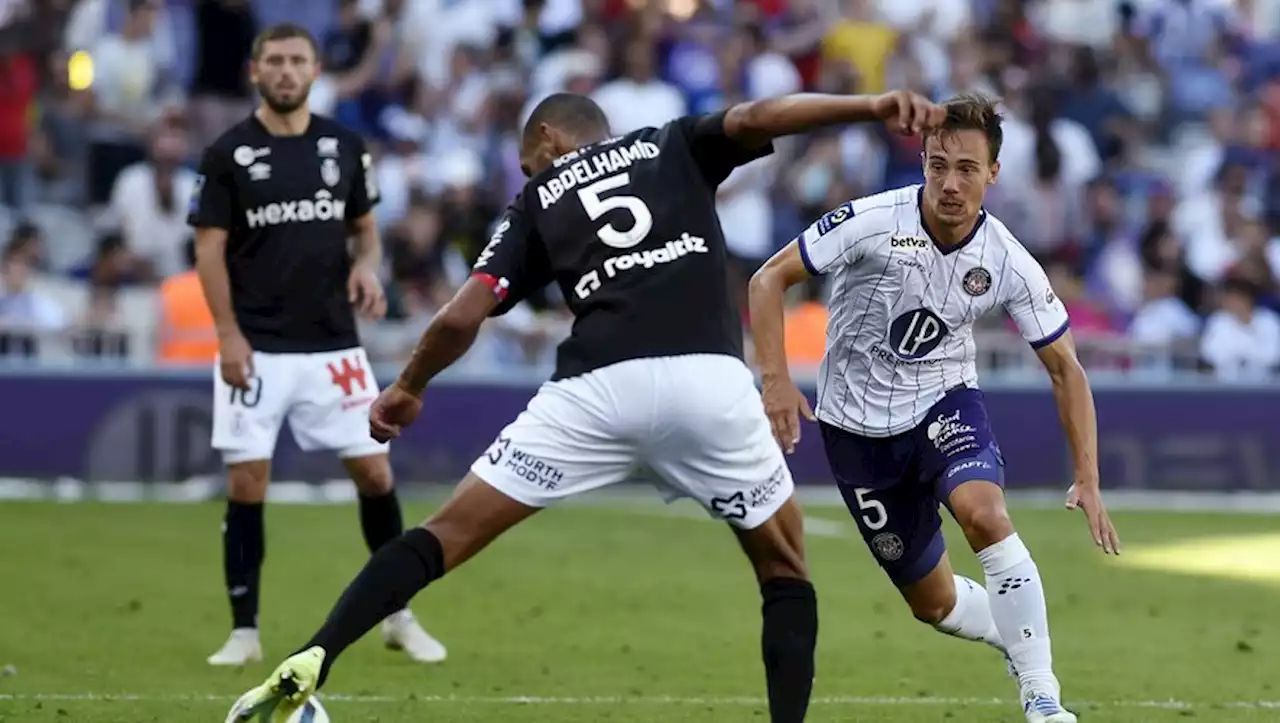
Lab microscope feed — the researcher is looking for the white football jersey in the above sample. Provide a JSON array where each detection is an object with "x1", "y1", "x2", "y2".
[{"x1": 798, "y1": 185, "x2": 1069, "y2": 438}]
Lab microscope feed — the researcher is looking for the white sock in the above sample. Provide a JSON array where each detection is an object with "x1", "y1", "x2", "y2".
[
  {"x1": 934, "y1": 575, "x2": 1005, "y2": 654},
  {"x1": 977, "y1": 533, "x2": 1059, "y2": 697}
]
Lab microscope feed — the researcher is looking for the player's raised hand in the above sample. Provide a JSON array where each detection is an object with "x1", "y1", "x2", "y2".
[
  {"x1": 369, "y1": 382, "x2": 424, "y2": 443},
  {"x1": 761, "y1": 375, "x2": 816, "y2": 455},
  {"x1": 348, "y1": 265, "x2": 387, "y2": 320},
  {"x1": 1066, "y1": 480, "x2": 1121, "y2": 555},
  {"x1": 218, "y1": 330, "x2": 255, "y2": 391},
  {"x1": 871, "y1": 90, "x2": 947, "y2": 136}
]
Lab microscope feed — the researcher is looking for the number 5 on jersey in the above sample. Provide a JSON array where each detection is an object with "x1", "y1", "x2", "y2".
[{"x1": 579, "y1": 173, "x2": 653, "y2": 249}]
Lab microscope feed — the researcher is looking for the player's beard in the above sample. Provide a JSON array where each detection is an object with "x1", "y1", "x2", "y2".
[{"x1": 256, "y1": 80, "x2": 311, "y2": 115}]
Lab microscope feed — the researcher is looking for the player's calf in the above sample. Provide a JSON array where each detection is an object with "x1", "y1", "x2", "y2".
[
  {"x1": 211, "y1": 459, "x2": 271, "y2": 665},
  {"x1": 734, "y1": 496, "x2": 816, "y2": 723},
  {"x1": 292, "y1": 474, "x2": 535, "y2": 687},
  {"x1": 948, "y1": 479, "x2": 1064, "y2": 707}
]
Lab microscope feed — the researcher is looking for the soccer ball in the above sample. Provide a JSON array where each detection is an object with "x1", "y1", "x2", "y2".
[{"x1": 223, "y1": 691, "x2": 329, "y2": 723}]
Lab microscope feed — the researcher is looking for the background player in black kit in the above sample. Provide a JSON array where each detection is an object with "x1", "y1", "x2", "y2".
[
  {"x1": 229, "y1": 90, "x2": 945, "y2": 723},
  {"x1": 188, "y1": 24, "x2": 445, "y2": 668}
]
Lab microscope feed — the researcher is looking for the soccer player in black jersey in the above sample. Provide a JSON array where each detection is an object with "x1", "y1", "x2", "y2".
[
  {"x1": 229, "y1": 90, "x2": 945, "y2": 723},
  {"x1": 188, "y1": 24, "x2": 445, "y2": 667}
]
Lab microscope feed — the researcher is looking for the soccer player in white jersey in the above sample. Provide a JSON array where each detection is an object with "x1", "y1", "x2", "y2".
[{"x1": 748, "y1": 94, "x2": 1121, "y2": 723}]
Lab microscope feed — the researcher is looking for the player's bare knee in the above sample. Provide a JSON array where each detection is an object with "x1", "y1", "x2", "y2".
[
  {"x1": 345, "y1": 455, "x2": 394, "y2": 496},
  {"x1": 957, "y1": 500, "x2": 1014, "y2": 550},
  {"x1": 226, "y1": 461, "x2": 270, "y2": 502},
  {"x1": 737, "y1": 509, "x2": 810, "y2": 583},
  {"x1": 907, "y1": 589, "x2": 957, "y2": 626}
]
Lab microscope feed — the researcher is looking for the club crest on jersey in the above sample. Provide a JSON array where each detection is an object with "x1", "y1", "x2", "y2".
[
  {"x1": 233, "y1": 145, "x2": 270, "y2": 167},
  {"x1": 321, "y1": 158, "x2": 341, "y2": 187},
  {"x1": 962, "y1": 267, "x2": 992, "y2": 296},
  {"x1": 317, "y1": 137, "x2": 339, "y2": 157},
  {"x1": 817, "y1": 202, "x2": 854, "y2": 235},
  {"x1": 1044, "y1": 287, "x2": 1057, "y2": 306}
]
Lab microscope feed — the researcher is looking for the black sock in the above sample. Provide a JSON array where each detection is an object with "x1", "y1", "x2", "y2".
[
  {"x1": 302, "y1": 527, "x2": 444, "y2": 687},
  {"x1": 358, "y1": 489, "x2": 404, "y2": 553},
  {"x1": 223, "y1": 500, "x2": 265, "y2": 630},
  {"x1": 760, "y1": 577, "x2": 818, "y2": 723}
]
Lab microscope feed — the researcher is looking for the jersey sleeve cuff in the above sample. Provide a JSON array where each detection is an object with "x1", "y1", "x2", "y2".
[
  {"x1": 1029, "y1": 319, "x2": 1070, "y2": 350},
  {"x1": 797, "y1": 238, "x2": 820, "y2": 276},
  {"x1": 472, "y1": 272, "x2": 510, "y2": 301}
]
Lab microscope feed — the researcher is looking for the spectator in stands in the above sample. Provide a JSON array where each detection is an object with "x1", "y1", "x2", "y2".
[
  {"x1": 782, "y1": 277, "x2": 827, "y2": 371},
  {"x1": 156, "y1": 239, "x2": 216, "y2": 365},
  {"x1": 1200, "y1": 275, "x2": 1280, "y2": 379},
  {"x1": 72, "y1": 281, "x2": 129, "y2": 359},
  {"x1": 1043, "y1": 253, "x2": 1117, "y2": 338},
  {"x1": 1176, "y1": 158, "x2": 1257, "y2": 283},
  {"x1": 0, "y1": 241, "x2": 67, "y2": 342},
  {"x1": 73, "y1": 231, "x2": 154, "y2": 286},
  {"x1": 4, "y1": 222, "x2": 44, "y2": 271},
  {"x1": 84, "y1": 0, "x2": 170, "y2": 205},
  {"x1": 592, "y1": 36, "x2": 686, "y2": 134},
  {"x1": 1129, "y1": 266, "x2": 1201, "y2": 348},
  {"x1": 322, "y1": 0, "x2": 392, "y2": 136},
  {"x1": 32, "y1": 50, "x2": 92, "y2": 206},
  {"x1": 821, "y1": 0, "x2": 897, "y2": 95},
  {"x1": 1059, "y1": 46, "x2": 1135, "y2": 163},
  {"x1": 437, "y1": 149, "x2": 499, "y2": 266},
  {"x1": 765, "y1": 0, "x2": 827, "y2": 90},
  {"x1": 188, "y1": 0, "x2": 257, "y2": 149},
  {"x1": 385, "y1": 191, "x2": 452, "y2": 321},
  {"x1": 109, "y1": 119, "x2": 197, "y2": 278},
  {"x1": 1085, "y1": 177, "x2": 1144, "y2": 315},
  {"x1": 0, "y1": 50, "x2": 39, "y2": 213}
]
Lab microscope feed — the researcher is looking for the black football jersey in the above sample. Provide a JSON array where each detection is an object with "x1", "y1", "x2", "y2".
[
  {"x1": 187, "y1": 114, "x2": 379, "y2": 353},
  {"x1": 472, "y1": 112, "x2": 772, "y2": 381}
]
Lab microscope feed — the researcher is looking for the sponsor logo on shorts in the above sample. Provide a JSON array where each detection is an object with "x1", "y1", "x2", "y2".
[
  {"x1": 947, "y1": 458, "x2": 993, "y2": 478},
  {"x1": 871, "y1": 532, "x2": 904, "y2": 561},
  {"x1": 926, "y1": 409, "x2": 978, "y2": 456},
  {"x1": 747, "y1": 466, "x2": 787, "y2": 509},
  {"x1": 710, "y1": 491, "x2": 748, "y2": 520},
  {"x1": 483, "y1": 436, "x2": 564, "y2": 490}
]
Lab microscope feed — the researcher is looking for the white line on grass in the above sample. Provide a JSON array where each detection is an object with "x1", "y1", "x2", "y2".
[{"x1": 1, "y1": 693, "x2": 1277, "y2": 710}]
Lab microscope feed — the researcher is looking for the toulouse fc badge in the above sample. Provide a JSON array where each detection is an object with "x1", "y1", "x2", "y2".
[{"x1": 962, "y1": 267, "x2": 992, "y2": 296}]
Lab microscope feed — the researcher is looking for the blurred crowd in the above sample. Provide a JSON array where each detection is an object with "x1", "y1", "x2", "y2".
[{"x1": 2, "y1": 0, "x2": 1280, "y2": 380}]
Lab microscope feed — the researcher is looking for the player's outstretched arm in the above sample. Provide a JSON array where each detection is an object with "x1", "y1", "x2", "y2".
[
  {"x1": 722, "y1": 90, "x2": 946, "y2": 148},
  {"x1": 1035, "y1": 332, "x2": 1121, "y2": 554},
  {"x1": 369, "y1": 278, "x2": 500, "y2": 443},
  {"x1": 397, "y1": 278, "x2": 498, "y2": 395},
  {"x1": 749, "y1": 242, "x2": 816, "y2": 454}
]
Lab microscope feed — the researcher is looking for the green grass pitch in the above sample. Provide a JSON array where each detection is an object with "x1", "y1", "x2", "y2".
[{"x1": 0, "y1": 496, "x2": 1277, "y2": 722}]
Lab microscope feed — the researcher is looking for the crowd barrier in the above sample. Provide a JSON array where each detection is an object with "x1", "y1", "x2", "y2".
[{"x1": 0, "y1": 368, "x2": 1276, "y2": 491}]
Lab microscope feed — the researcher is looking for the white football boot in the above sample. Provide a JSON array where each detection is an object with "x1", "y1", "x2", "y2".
[
  {"x1": 208, "y1": 628, "x2": 264, "y2": 666},
  {"x1": 381, "y1": 609, "x2": 447, "y2": 663},
  {"x1": 1023, "y1": 690, "x2": 1078, "y2": 723}
]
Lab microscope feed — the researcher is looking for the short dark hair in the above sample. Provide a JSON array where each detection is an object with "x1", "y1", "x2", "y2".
[
  {"x1": 927, "y1": 93, "x2": 1004, "y2": 165},
  {"x1": 521, "y1": 93, "x2": 609, "y2": 148},
  {"x1": 252, "y1": 23, "x2": 320, "y2": 61}
]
